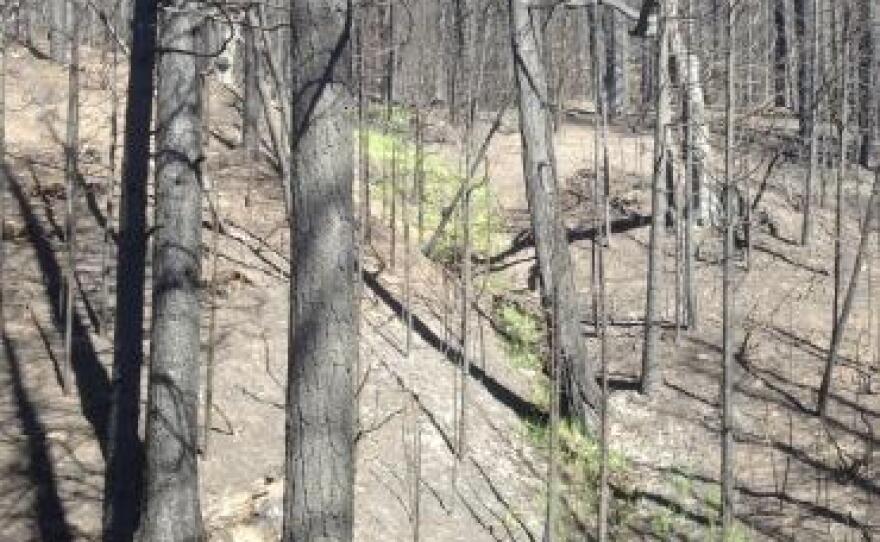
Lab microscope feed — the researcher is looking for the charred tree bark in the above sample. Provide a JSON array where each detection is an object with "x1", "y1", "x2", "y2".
[
  {"x1": 283, "y1": 1, "x2": 356, "y2": 540},
  {"x1": 641, "y1": 0, "x2": 668, "y2": 396},
  {"x1": 138, "y1": 2, "x2": 204, "y2": 539},
  {"x1": 102, "y1": 0, "x2": 157, "y2": 539},
  {"x1": 773, "y1": 0, "x2": 789, "y2": 107},
  {"x1": 603, "y1": 7, "x2": 629, "y2": 118},
  {"x1": 508, "y1": 0, "x2": 600, "y2": 428}
]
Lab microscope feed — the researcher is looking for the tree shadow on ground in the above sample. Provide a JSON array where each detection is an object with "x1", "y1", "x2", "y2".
[
  {"x1": 6, "y1": 164, "x2": 112, "y2": 452},
  {"x1": 363, "y1": 268, "x2": 548, "y2": 427},
  {"x1": 663, "y1": 333, "x2": 880, "y2": 539},
  {"x1": 2, "y1": 333, "x2": 74, "y2": 541}
]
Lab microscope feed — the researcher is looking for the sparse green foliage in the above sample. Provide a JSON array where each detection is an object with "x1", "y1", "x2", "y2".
[
  {"x1": 523, "y1": 418, "x2": 629, "y2": 482},
  {"x1": 522, "y1": 415, "x2": 634, "y2": 538},
  {"x1": 495, "y1": 300, "x2": 543, "y2": 371},
  {"x1": 650, "y1": 507, "x2": 676, "y2": 539},
  {"x1": 362, "y1": 121, "x2": 503, "y2": 262}
]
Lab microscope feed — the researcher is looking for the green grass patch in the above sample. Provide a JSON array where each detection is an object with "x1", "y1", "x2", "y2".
[
  {"x1": 362, "y1": 123, "x2": 503, "y2": 262},
  {"x1": 523, "y1": 418, "x2": 631, "y2": 484},
  {"x1": 522, "y1": 415, "x2": 637, "y2": 538},
  {"x1": 494, "y1": 300, "x2": 544, "y2": 372}
]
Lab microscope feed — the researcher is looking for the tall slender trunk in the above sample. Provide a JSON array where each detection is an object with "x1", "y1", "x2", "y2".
[
  {"x1": 721, "y1": 0, "x2": 737, "y2": 532},
  {"x1": 100, "y1": 19, "x2": 120, "y2": 336},
  {"x1": 684, "y1": 0, "x2": 696, "y2": 329},
  {"x1": 201, "y1": 20, "x2": 220, "y2": 457},
  {"x1": 138, "y1": 2, "x2": 204, "y2": 539},
  {"x1": 508, "y1": 0, "x2": 600, "y2": 428},
  {"x1": 641, "y1": 0, "x2": 668, "y2": 396},
  {"x1": 545, "y1": 287, "x2": 560, "y2": 542},
  {"x1": 0, "y1": 3, "x2": 6, "y2": 333},
  {"x1": 357, "y1": 12, "x2": 371, "y2": 243},
  {"x1": 596, "y1": 97, "x2": 610, "y2": 542},
  {"x1": 458, "y1": 0, "x2": 477, "y2": 462},
  {"x1": 833, "y1": 3, "x2": 848, "y2": 344},
  {"x1": 603, "y1": 7, "x2": 628, "y2": 118},
  {"x1": 50, "y1": 0, "x2": 69, "y2": 63},
  {"x1": 801, "y1": 0, "x2": 818, "y2": 245},
  {"x1": 283, "y1": 1, "x2": 356, "y2": 540},
  {"x1": 242, "y1": 9, "x2": 260, "y2": 154},
  {"x1": 63, "y1": 0, "x2": 80, "y2": 393},
  {"x1": 772, "y1": 0, "x2": 787, "y2": 107},
  {"x1": 587, "y1": 4, "x2": 604, "y2": 327}
]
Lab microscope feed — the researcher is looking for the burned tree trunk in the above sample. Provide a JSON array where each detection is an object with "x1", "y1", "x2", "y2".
[
  {"x1": 773, "y1": 0, "x2": 789, "y2": 107},
  {"x1": 508, "y1": 0, "x2": 601, "y2": 427},
  {"x1": 603, "y1": 6, "x2": 629, "y2": 118},
  {"x1": 283, "y1": 0, "x2": 357, "y2": 540},
  {"x1": 138, "y1": 2, "x2": 205, "y2": 539},
  {"x1": 641, "y1": 0, "x2": 669, "y2": 396}
]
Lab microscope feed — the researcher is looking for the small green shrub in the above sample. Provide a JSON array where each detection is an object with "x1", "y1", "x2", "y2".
[{"x1": 495, "y1": 301, "x2": 543, "y2": 371}]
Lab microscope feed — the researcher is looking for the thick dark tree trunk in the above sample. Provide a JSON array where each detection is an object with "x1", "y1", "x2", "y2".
[
  {"x1": 508, "y1": 0, "x2": 600, "y2": 428},
  {"x1": 103, "y1": 1, "x2": 157, "y2": 539},
  {"x1": 801, "y1": 0, "x2": 818, "y2": 245},
  {"x1": 283, "y1": 1, "x2": 357, "y2": 540},
  {"x1": 773, "y1": 0, "x2": 789, "y2": 107},
  {"x1": 603, "y1": 7, "x2": 629, "y2": 118},
  {"x1": 137, "y1": 2, "x2": 204, "y2": 540},
  {"x1": 795, "y1": 0, "x2": 815, "y2": 137}
]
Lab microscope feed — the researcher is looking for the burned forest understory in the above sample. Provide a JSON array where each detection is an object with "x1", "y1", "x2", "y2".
[{"x1": 0, "y1": 0, "x2": 878, "y2": 541}]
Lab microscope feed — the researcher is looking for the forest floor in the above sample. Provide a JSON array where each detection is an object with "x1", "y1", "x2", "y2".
[{"x1": 0, "y1": 42, "x2": 877, "y2": 541}]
